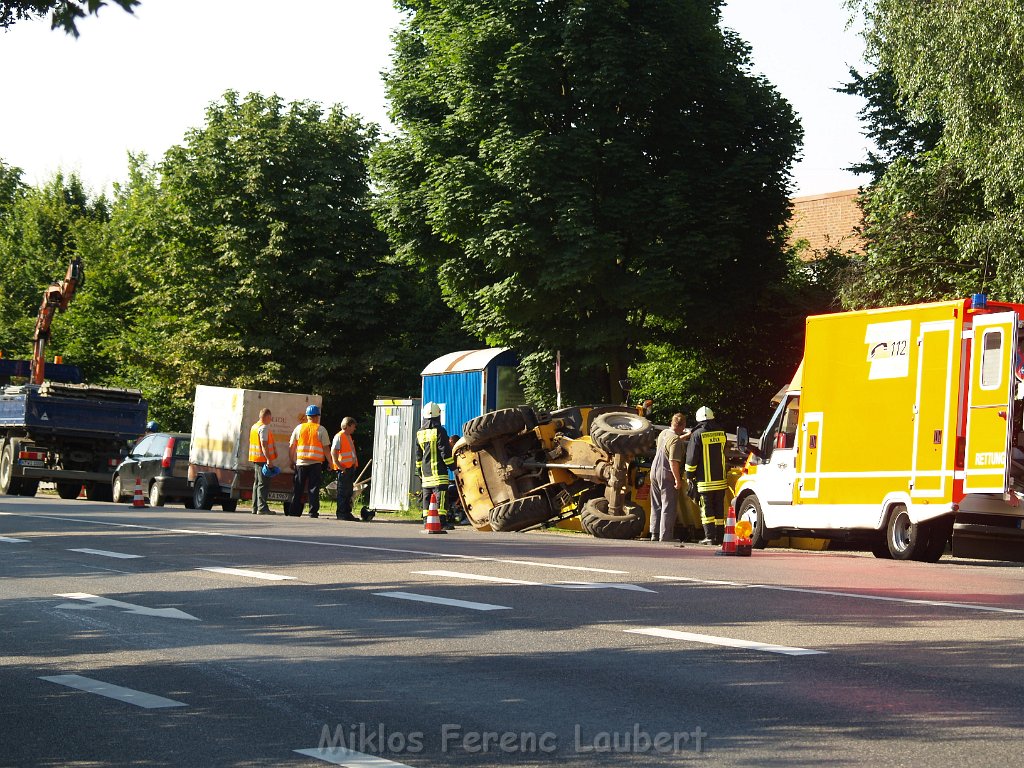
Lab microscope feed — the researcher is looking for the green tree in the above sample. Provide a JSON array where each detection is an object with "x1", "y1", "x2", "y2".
[
  {"x1": 374, "y1": 0, "x2": 802, "y2": 405},
  {"x1": 0, "y1": 0, "x2": 138, "y2": 35},
  {"x1": 838, "y1": 65, "x2": 942, "y2": 182},
  {"x1": 847, "y1": 0, "x2": 1024, "y2": 303},
  {"x1": 0, "y1": 170, "x2": 108, "y2": 359},
  {"x1": 109, "y1": 91, "x2": 470, "y2": 429}
]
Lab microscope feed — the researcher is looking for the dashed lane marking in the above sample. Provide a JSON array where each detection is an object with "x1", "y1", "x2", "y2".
[
  {"x1": 375, "y1": 591, "x2": 511, "y2": 611},
  {"x1": 655, "y1": 575, "x2": 1024, "y2": 614},
  {"x1": 198, "y1": 566, "x2": 296, "y2": 581},
  {"x1": 415, "y1": 569, "x2": 657, "y2": 592},
  {"x1": 68, "y1": 548, "x2": 142, "y2": 559},
  {"x1": 1, "y1": 512, "x2": 628, "y2": 574},
  {"x1": 295, "y1": 746, "x2": 415, "y2": 766},
  {"x1": 40, "y1": 674, "x2": 187, "y2": 708},
  {"x1": 625, "y1": 627, "x2": 826, "y2": 656},
  {"x1": 0, "y1": 536, "x2": 29, "y2": 543}
]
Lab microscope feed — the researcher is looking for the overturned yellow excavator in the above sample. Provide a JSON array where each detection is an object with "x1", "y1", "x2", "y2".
[{"x1": 453, "y1": 404, "x2": 720, "y2": 539}]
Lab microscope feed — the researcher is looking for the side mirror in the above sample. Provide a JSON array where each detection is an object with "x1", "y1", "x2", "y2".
[{"x1": 736, "y1": 426, "x2": 749, "y2": 452}]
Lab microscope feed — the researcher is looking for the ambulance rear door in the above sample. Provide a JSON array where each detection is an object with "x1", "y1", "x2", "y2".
[{"x1": 963, "y1": 312, "x2": 1017, "y2": 494}]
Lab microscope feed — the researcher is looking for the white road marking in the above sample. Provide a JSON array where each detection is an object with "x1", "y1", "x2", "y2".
[
  {"x1": 39, "y1": 674, "x2": 187, "y2": 708},
  {"x1": 415, "y1": 569, "x2": 540, "y2": 586},
  {"x1": 294, "y1": 746, "x2": 415, "y2": 767},
  {"x1": 655, "y1": 575, "x2": 1024, "y2": 614},
  {"x1": 197, "y1": 567, "x2": 295, "y2": 581},
  {"x1": 556, "y1": 581, "x2": 657, "y2": 593},
  {"x1": 375, "y1": 591, "x2": 511, "y2": 611},
  {"x1": 415, "y1": 569, "x2": 657, "y2": 593},
  {"x1": 54, "y1": 593, "x2": 200, "y2": 621},
  {"x1": 68, "y1": 548, "x2": 142, "y2": 559},
  {"x1": 625, "y1": 627, "x2": 826, "y2": 656},
  {"x1": 3, "y1": 512, "x2": 627, "y2": 573},
  {"x1": 0, "y1": 535, "x2": 29, "y2": 543}
]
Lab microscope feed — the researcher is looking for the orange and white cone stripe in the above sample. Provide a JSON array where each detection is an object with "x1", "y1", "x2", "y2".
[{"x1": 422, "y1": 492, "x2": 447, "y2": 535}]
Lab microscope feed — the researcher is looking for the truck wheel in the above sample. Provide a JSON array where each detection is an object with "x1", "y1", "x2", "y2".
[
  {"x1": 111, "y1": 475, "x2": 125, "y2": 503},
  {"x1": 579, "y1": 497, "x2": 645, "y2": 539},
  {"x1": 19, "y1": 480, "x2": 39, "y2": 497},
  {"x1": 590, "y1": 413, "x2": 655, "y2": 456},
  {"x1": 149, "y1": 480, "x2": 164, "y2": 508},
  {"x1": 462, "y1": 408, "x2": 528, "y2": 448},
  {"x1": 737, "y1": 495, "x2": 770, "y2": 549},
  {"x1": 57, "y1": 482, "x2": 82, "y2": 500},
  {"x1": 488, "y1": 495, "x2": 553, "y2": 532},
  {"x1": 86, "y1": 484, "x2": 113, "y2": 503},
  {"x1": 183, "y1": 495, "x2": 196, "y2": 510},
  {"x1": 886, "y1": 504, "x2": 928, "y2": 561},
  {"x1": 221, "y1": 499, "x2": 238, "y2": 512},
  {"x1": 193, "y1": 475, "x2": 216, "y2": 510},
  {"x1": 916, "y1": 515, "x2": 953, "y2": 563},
  {"x1": 0, "y1": 442, "x2": 23, "y2": 495}
]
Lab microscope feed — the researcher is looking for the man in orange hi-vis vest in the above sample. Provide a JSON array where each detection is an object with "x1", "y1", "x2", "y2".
[
  {"x1": 248, "y1": 407, "x2": 277, "y2": 515},
  {"x1": 286, "y1": 404, "x2": 335, "y2": 518},
  {"x1": 331, "y1": 416, "x2": 359, "y2": 521}
]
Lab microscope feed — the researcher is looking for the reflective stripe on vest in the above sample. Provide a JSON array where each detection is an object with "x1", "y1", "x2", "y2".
[
  {"x1": 417, "y1": 427, "x2": 448, "y2": 487},
  {"x1": 248, "y1": 422, "x2": 277, "y2": 463},
  {"x1": 296, "y1": 422, "x2": 326, "y2": 462},
  {"x1": 334, "y1": 431, "x2": 356, "y2": 469},
  {"x1": 697, "y1": 430, "x2": 728, "y2": 492}
]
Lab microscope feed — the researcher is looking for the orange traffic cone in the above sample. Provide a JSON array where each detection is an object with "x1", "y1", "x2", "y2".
[
  {"x1": 717, "y1": 501, "x2": 736, "y2": 556},
  {"x1": 421, "y1": 492, "x2": 447, "y2": 535},
  {"x1": 132, "y1": 477, "x2": 147, "y2": 508}
]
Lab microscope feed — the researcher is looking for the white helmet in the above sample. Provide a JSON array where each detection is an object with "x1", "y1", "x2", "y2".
[
  {"x1": 695, "y1": 406, "x2": 714, "y2": 422},
  {"x1": 422, "y1": 401, "x2": 440, "y2": 419}
]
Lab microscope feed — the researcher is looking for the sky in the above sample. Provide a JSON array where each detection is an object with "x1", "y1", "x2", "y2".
[{"x1": 0, "y1": 0, "x2": 872, "y2": 197}]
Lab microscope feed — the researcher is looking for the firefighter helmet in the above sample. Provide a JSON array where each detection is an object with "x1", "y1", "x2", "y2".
[
  {"x1": 422, "y1": 401, "x2": 441, "y2": 419},
  {"x1": 695, "y1": 406, "x2": 714, "y2": 422}
]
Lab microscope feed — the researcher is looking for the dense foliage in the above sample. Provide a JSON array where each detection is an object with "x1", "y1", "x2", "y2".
[
  {"x1": 0, "y1": 92, "x2": 472, "y2": 434},
  {"x1": 845, "y1": 0, "x2": 1024, "y2": 306},
  {"x1": 374, "y1": 0, "x2": 802, "y2": 413}
]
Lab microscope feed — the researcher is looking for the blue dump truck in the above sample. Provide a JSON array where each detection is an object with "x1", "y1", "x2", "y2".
[{"x1": 0, "y1": 359, "x2": 147, "y2": 501}]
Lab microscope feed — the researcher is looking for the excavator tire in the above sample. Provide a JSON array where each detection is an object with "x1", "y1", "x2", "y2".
[
  {"x1": 463, "y1": 408, "x2": 528, "y2": 448},
  {"x1": 579, "y1": 497, "x2": 645, "y2": 540},
  {"x1": 589, "y1": 412, "x2": 656, "y2": 456},
  {"x1": 488, "y1": 495, "x2": 554, "y2": 532}
]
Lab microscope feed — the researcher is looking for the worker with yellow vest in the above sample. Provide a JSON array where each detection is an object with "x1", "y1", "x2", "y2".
[
  {"x1": 417, "y1": 402, "x2": 455, "y2": 529},
  {"x1": 685, "y1": 405, "x2": 728, "y2": 545},
  {"x1": 248, "y1": 407, "x2": 278, "y2": 515},
  {"x1": 331, "y1": 416, "x2": 359, "y2": 522},
  {"x1": 286, "y1": 404, "x2": 335, "y2": 518}
]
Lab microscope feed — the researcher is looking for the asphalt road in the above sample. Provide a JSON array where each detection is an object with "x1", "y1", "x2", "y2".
[{"x1": 2, "y1": 494, "x2": 1024, "y2": 767}]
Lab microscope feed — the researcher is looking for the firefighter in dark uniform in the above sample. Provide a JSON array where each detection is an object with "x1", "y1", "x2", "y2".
[
  {"x1": 416, "y1": 402, "x2": 455, "y2": 529},
  {"x1": 685, "y1": 406, "x2": 728, "y2": 545}
]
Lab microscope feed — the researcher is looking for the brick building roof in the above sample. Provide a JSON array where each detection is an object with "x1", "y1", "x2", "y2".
[{"x1": 788, "y1": 188, "x2": 864, "y2": 258}]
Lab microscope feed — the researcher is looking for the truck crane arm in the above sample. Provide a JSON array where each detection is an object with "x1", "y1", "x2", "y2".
[{"x1": 31, "y1": 257, "x2": 83, "y2": 386}]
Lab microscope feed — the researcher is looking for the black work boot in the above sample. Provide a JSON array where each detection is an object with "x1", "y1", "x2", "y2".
[{"x1": 713, "y1": 525, "x2": 725, "y2": 545}]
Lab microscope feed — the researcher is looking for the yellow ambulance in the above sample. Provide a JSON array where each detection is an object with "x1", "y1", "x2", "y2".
[{"x1": 734, "y1": 296, "x2": 1024, "y2": 562}]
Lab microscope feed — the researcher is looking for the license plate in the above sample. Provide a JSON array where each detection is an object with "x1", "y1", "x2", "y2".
[
  {"x1": 268, "y1": 492, "x2": 291, "y2": 502},
  {"x1": 18, "y1": 460, "x2": 44, "y2": 468}
]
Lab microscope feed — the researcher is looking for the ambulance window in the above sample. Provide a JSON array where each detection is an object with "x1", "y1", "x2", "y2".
[
  {"x1": 981, "y1": 329, "x2": 1003, "y2": 389},
  {"x1": 780, "y1": 397, "x2": 800, "y2": 449}
]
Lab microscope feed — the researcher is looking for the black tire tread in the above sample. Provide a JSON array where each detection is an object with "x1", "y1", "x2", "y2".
[
  {"x1": 579, "y1": 497, "x2": 644, "y2": 540},
  {"x1": 488, "y1": 495, "x2": 554, "y2": 532},
  {"x1": 589, "y1": 413, "x2": 655, "y2": 456},
  {"x1": 462, "y1": 408, "x2": 528, "y2": 448}
]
